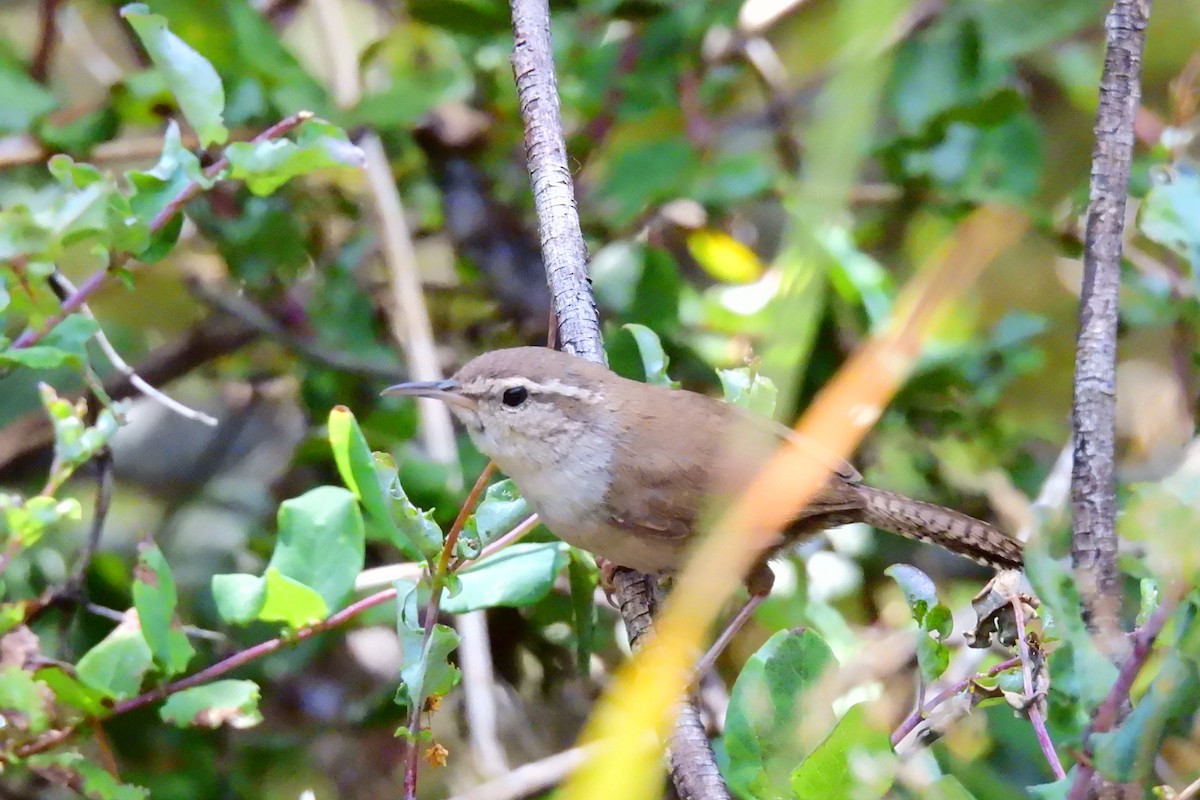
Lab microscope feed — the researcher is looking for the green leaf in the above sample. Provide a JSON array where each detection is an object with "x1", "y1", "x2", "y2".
[
  {"x1": 568, "y1": 549, "x2": 599, "y2": 675},
  {"x1": 721, "y1": 628, "x2": 837, "y2": 799},
  {"x1": 885, "y1": 564, "x2": 951, "y2": 681},
  {"x1": 212, "y1": 567, "x2": 329, "y2": 629},
  {"x1": 160, "y1": 680, "x2": 263, "y2": 729},
  {"x1": 38, "y1": 386, "x2": 123, "y2": 492},
  {"x1": 926, "y1": 775, "x2": 981, "y2": 800},
  {"x1": 328, "y1": 406, "x2": 417, "y2": 554},
  {"x1": 0, "y1": 665, "x2": 51, "y2": 735},
  {"x1": 225, "y1": 119, "x2": 364, "y2": 195},
  {"x1": 257, "y1": 568, "x2": 329, "y2": 627},
  {"x1": 26, "y1": 752, "x2": 148, "y2": 800},
  {"x1": 132, "y1": 543, "x2": 195, "y2": 676},
  {"x1": 884, "y1": 564, "x2": 938, "y2": 620},
  {"x1": 442, "y1": 543, "x2": 568, "y2": 613},
  {"x1": 789, "y1": 705, "x2": 895, "y2": 799},
  {"x1": 374, "y1": 456, "x2": 444, "y2": 561},
  {"x1": 1140, "y1": 166, "x2": 1200, "y2": 283},
  {"x1": 121, "y1": 4, "x2": 228, "y2": 146},
  {"x1": 126, "y1": 121, "x2": 210, "y2": 257},
  {"x1": 75, "y1": 614, "x2": 154, "y2": 700},
  {"x1": 211, "y1": 572, "x2": 267, "y2": 624},
  {"x1": 458, "y1": 479, "x2": 530, "y2": 558},
  {"x1": 0, "y1": 493, "x2": 82, "y2": 549},
  {"x1": 270, "y1": 486, "x2": 364, "y2": 610},
  {"x1": 394, "y1": 578, "x2": 461, "y2": 716},
  {"x1": 34, "y1": 666, "x2": 108, "y2": 716},
  {"x1": 622, "y1": 323, "x2": 677, "y2": 387},
  {"x1": 0, "y1": 315, "x2": 99, "y2": 370},
  {"x1": 717, "y1": 367, "x2": 778, "y2": 417}
]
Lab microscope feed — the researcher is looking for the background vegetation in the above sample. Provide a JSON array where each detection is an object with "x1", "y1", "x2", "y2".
[{"x1": 0, "y1": 0, "x2": 1198, "y2": 798}]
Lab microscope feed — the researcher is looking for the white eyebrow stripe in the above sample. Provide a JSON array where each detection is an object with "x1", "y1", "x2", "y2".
[{"x1": 461, "y1": 376, "x2": 601, "y2": 403}]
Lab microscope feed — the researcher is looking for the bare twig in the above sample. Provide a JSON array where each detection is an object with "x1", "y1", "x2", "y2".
[
  {"x1": 355, "y1": 512, "x2": 540, "y2": 592},
  {"x1": 51, "y1": 272, "x2": 219, "y2": 427},
  {"x1": 456, "y1": 611, "x2": 510, "y2": 777},
  {"x1": 891, "y1": 656, "x2": 1021, "y2": 747},
  {"x1": 447, "y1": 747, "x2": 590, "y2": 800},
  {"x1": 187, "y1": 278, "x2": 406, "y2": 381},
  {"x1": 68, "y1": 449, "x2": 113, "y2": 593},
  {"x1": 1012, "y1": 599, "x2": 1066, "y2": 779},
  {"x1": 0, "y1": 312, "x2": 258, "y2": 472},
  {"x1": 510, "y1": 0, "x2": 602, "y2": 365},
  {"x1": 1070, "y1": 0, "x2": 1151, "y2": 647},
  {"x1": 30, "y1": 0, "x2": 63, "y2": 83},
  {"x1": 84, "y1": 603, "x2": 225, "y2": 642}
]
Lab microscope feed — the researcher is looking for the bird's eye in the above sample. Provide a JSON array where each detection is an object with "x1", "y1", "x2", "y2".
[{"x1": 502, "y1": 386, "x2": 528, "y2": 407}]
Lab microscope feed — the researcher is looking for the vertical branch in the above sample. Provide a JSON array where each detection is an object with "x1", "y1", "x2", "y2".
[
  {"x1": 509, "y1": 0, "x2": 604, "y2": 365},
  {"x1": 508, "y1": 1, "x2": 729, "y2": 797},
  {"x1": 30, "y1": 0, "x2": 63, "y2": 83},
  {"x1": 1070, "y1": 0, "x2": 1151, "y2": 647}
]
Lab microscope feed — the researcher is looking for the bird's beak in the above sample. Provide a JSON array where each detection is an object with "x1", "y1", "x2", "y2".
[{"x1": 382, "y1": 379, "x2": 476, "y2": 411}]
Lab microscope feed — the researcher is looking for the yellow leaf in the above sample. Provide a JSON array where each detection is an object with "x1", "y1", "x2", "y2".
[{"x1": 685, "y1": 229, "x2": 764, "y2": 284}]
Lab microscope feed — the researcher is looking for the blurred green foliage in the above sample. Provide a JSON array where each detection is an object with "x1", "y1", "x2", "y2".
[{"x1": 0, "y1": 0, "x2": 1197, "y2": 797}]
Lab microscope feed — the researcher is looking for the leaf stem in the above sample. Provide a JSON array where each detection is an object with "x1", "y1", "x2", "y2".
[
  {"x1": 1013, "y1": 598, "x2": 1066, "y2": 779},
  {"x1": 890, "y1": 656, "x2": 1021, "y2": 747},
  {"x1": 403, "y1": 461, "x2": 496, "y2": 799}
]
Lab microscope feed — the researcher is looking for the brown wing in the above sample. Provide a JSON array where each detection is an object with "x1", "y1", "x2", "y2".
[{"x1": 600, "y1": 383, "x2": 863, "y2": 539}]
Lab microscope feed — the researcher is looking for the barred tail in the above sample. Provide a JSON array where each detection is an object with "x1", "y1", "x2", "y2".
[{"x1": 855, "y1": 486, "x2": 1023, "y2": 570}]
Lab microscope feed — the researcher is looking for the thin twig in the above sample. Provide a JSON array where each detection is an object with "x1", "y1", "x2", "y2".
[
  {"x1": 404, "y1": 463, "x2": 497, "y2": 798},
  {"x1": 30, "y1": 0, "x2": 63, "y2": 83},
  {"x1": 84, "y1": 603, "x2": 225, "y2": 642},
  {"x1": 15, "y1": 586, "x2": 400, "y2": 758},
  {"x1": 891, "y1": 656, "x2": 1020, "y2": 747},
  {"x1": 1012, "y1": 599, "x2": 1066, "y2": 779},
  {"x1": 355, "y1": 512, "x2": 540, "y2": 592},
  {"x1": 510, "y1": 0, "x2": 602, "y2": 365},
  {"x1": 10, "y1": 112, "x2": 313, "y2": 350},
  {"x1": 447, "y1": 747, "x2": 591, "y2": 800},
  {"x1": 187, "y1": 278, "x2": 406, "y2": 381},
  {"x1": 456, "y1": 611, "x2": 510, "y2": 777},
  {"x1": 51, "y1": 273, "x2": 219, "y2": 426},
  {"x1": 69, "y1": 449, "x2": 113, "y2": 593},
  {"x1": 0, "y1": 312, "x2": 259, "y2": 471}
]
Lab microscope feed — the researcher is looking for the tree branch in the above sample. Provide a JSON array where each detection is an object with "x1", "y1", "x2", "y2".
[
  {"x1": 508, "y1": 2, "x2": 729, "y2": 797},
  {"x1": 1069, "y1": 0, "x2": 1151, "y2": 646}
]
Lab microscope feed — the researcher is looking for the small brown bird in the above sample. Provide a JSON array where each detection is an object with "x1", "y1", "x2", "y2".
[{"x1": 384, "y1": 347, "x2": 1023, "y2": 586}]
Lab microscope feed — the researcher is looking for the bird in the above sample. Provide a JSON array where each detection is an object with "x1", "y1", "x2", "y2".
[{"x1": 384, "y1": 346, "x2": 1024, "y2": 589}]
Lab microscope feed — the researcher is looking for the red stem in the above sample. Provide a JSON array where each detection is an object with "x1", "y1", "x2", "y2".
[
  {"x1": 890, "y1": 656, "x2": 1021, "y2": 747},
  {"x1": 403, "y1": 462, "x2": 496, "y2": 800},
  {"x1": 15, "y1": 585, "x2": 397, "y2": 758}
]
